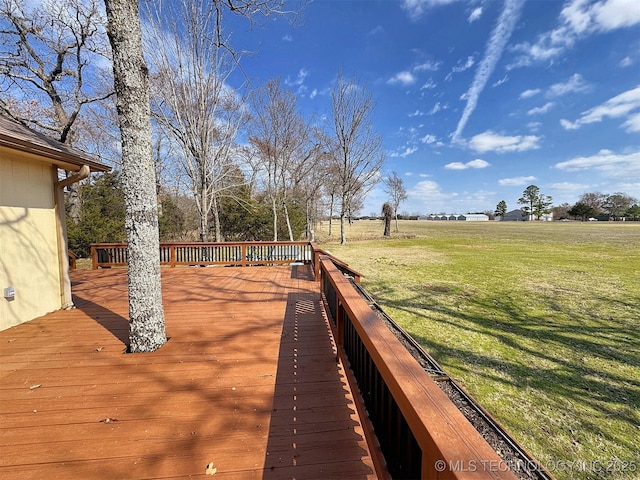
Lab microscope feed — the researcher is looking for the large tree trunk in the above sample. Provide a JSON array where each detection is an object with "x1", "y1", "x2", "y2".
[
  {"x1": 104, "y1": 0, "x2": 166, "y2": 353},
  {"x1": 199, "y1": 192, "x2": 209, "y2": 242},
  {"x1": 212, "y1": 195, "x2": 222, "y2": 242},
  {"x1": 283, "y1": 201, "x2": 294, "y2": 241},
  {"x1": 328, "y1": 193, "x2": 334, "y2": 237},
  {"x1": 271, "y1": 198, "x2": 278, "y2": 241},
  {"x1": 340, "y1": 196, "x2": 347, "y2": 244}
]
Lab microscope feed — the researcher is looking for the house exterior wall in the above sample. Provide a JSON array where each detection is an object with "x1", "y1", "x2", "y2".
[{"x1": 0, "y1": 149, "x2": 62, "y2": 331}]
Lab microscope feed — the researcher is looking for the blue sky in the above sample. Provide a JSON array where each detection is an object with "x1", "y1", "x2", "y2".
[{"x1": 227, "y1": 0, "x2": 640, "y2": 215}]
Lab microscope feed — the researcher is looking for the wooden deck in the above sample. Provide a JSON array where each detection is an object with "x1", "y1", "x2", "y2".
[{"x1": 0, "y1": 266, "x2": 377, "y2": 479}]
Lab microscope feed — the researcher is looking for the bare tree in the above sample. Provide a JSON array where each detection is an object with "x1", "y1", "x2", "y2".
[
  {"x1": 1, "y1": 0, "x2": 115, "y2": 218},
  {"x1": 298, "y1": 146, "x2": 331, "y2": 241},
  {"x1": 103, "y1": 0, "x2": 298, "y2": 350},
  {"x1": 144, "y1": 0, "x2": 248, "y2": 242},
  {"x1": 249, "y1": 78, "x2": 316, "y2": 241},
  {"x1": 578, "y1": 192, "x2": 606, "y2": 214},
  {"x1": 104, "y1": 0, "x2": 165, "y2": 353},
  {"x1": 328, "y1": 72, "x2": 384, "y2": 244},
  {"x1": 0, "y1": 0, "x2": 113, "y2": 139},
  {"x1": 383, "y1": 171, "x2": 407, "y2": 232}
]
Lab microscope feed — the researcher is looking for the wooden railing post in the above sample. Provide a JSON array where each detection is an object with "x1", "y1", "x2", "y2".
[
  {"x1": 170, "y1": 244, "x2": 176, "y2": 268},
  {"x1": 91, "y1": 245, "x2": 98, "y2": 270}
]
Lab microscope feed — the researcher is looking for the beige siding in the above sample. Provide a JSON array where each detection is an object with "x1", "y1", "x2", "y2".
[{"x1": 0, "y1": 152, "x2": 62, "y2": 331}]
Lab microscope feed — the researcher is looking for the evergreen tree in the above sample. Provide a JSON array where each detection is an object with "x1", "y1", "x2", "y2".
[
  {"x1": 494, "y1": 200, "x2": 507, "y2": 218},
  {"x1": 158, "y1": 195, "x2": 186, "y2": 241},
  {"x1": 567, "y1": 202, "x2": 595, "y2": 221},
  {"x1": 518, "y1": 185, "x2": 552, "y2": 220},
  {"x1": 67, "y1": 172, "x2": 126, "y2": 257}
]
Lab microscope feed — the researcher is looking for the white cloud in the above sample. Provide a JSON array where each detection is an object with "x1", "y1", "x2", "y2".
[
  {"x1": 285, "y1": 68, "x2": 308, "y2": 87},
  {"x1": 469, "y1": 130, "x2": 541, "y2": 153},
  {"x1": 420, "y1": 79, "x2": 437, "y2": 90},
  {"x1": 369, "y1": 25, "x2": 384, "y2": 35},
  {"x1": 468, "y1": 7, "x2": 483, "y2": 22},
  {"x1": 492, "y1": 75, "x2": 509, "y2": 87},
  {"x1": 414, "y1": 60, "x2": 441, "y2": 71},
  {"x1": 445, "y1": 162, "x2": 468, "y2": 170},
  {"x1": 499, "y1": 176, "x2": 537, "y2": 186},
  {"x1": 510, "y1": 0, "x2": 640, "y2": 68},
  {"x1": 590, "y1": 0, "x2": 640, "y2": 30},
  {"x1": 409, "y1": 110, "x2": 425, "y2": 117},
  {"x1": 410, "y1": 180, "x2": 458, "y2": 204},
  {"x1": 560, "y1": 85, "x2": 640, "y2": 132},
  {"x1": 429, "y1": 102, "x2": 443, "y2": 114},
  {"x1": 550, "y1": 182, "x2": 590, "y2": 191},
  {"x1": 527, "y1": 102, "x2": 555, "y2": 115},
  {"x1": 520, "y1": 88, "x2": 541, "y2": 99},
  {"x1": 546, "y1": 73, "x2": 590, "y2": 97},
  {"x1": 467, "y1": 158, "x2": 491, "y2": 168},
  {"x1": 401, "y1": 0, "x2": 460, "y2": 20},
  {"x1": 390, "y1": 146, "x2": 418, "y2": 158},
  {"x1": 620, "y1": 56, "x2": 634, "y2": 67},
  {"x1": 621, "y1": 112, "x2": 640, "y2": 132},
  {"x1": 282, "y1": 34, "x2": 293, "y2": 42},
  {"x1": 452, "y1": 55, "x2": 476, "y2": 73},
  {"x1": 445, "y1": 159, "x2": 491, "y2": 170},
  {"x1": 527, "y1": 121, "x2": 542, "y2": 131},
  {"x1": 420, "y1": 134, "x2": 438, "y2": 144},
  {"x1": 388, "y1": 71, "x2": 417, "y2": 86},
  {"x1": 554, "y1": 150, "x2": 640, "y2": 180},
  {"x1": 452, "y1": 0, "x2": 525, "y2": 141},
  {"x1": 560, "y1": 118, "x2": 579, "y2": 130}
]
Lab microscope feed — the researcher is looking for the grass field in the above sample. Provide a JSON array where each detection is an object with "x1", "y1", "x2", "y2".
[{"x1": 317, "y1": 220, "x2": 639, "y2": 480}]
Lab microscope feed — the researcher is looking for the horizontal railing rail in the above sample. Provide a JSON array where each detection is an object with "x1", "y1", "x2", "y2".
[
  {"x1": 310, "y1": 244, "x2": 363, "y2": 283},
  {"x1": 91, "y1": 241, "x2": 313, "y2": 270},
  {"x1": 319, "y1": 255, "x2": 519, "y2": 479},
  {"x1": 68, "y1": 250, "x2": 77, "y2": 270}
]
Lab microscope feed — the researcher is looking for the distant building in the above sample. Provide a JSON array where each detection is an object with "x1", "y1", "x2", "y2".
[
  {"x1": 422, "y1": 213, "x2": 488, "y2": 221},
  {"x1": 464, "y1": 213, "x2": 489, "y2": 221},
  {"x1": 498, "y1": 209, "x2": 553, "y2": 221},
  {"x1": 500, "y1": 209, "x2": 527, "y2": 221}
]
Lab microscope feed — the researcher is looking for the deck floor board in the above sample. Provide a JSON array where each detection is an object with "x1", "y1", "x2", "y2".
[{"x1": 0, "y1": 266, "x2": 376, "y2": 479}]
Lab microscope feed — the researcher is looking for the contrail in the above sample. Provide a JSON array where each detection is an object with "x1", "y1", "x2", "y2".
[{"x1": 452, "y1": 0, "x2": 525, "y2": 143}]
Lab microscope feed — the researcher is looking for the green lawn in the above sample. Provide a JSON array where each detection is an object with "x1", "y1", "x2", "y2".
[{"x1": 318, "y1": 220, "x2": 640, "y2": 480}]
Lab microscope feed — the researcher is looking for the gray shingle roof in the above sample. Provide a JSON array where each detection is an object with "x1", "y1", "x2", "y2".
[{"x1": 0, "y1": 115, "x2": 110, "y2": 172}]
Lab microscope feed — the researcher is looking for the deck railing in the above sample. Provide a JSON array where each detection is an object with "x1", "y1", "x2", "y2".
[
  {"x1": 90, "y1": 241, "x2": 314, "y2": 270},
  {"x1": 319, "y1": 255, "x2": 519, "y2": 479},
  {"x1": 88, "y1": 241, "x2": 536, "y2": 479}
]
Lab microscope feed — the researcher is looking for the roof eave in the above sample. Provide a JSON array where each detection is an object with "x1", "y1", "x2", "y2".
[{"x1": 0, "y1": 133, "x2": 111, "y2": 173}]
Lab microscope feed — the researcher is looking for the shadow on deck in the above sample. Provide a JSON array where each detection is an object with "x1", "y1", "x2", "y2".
[{"x1": 0, "y1": 266, "x2": 376, "y2": 479}]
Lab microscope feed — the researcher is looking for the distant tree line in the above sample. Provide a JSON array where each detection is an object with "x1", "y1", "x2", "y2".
[
  {"x1": 492, "y1": 186, "x2": 639, "y2": 222},
  {"x1": 563, "y1": 192, "x2": 639, "y2": 221}
]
